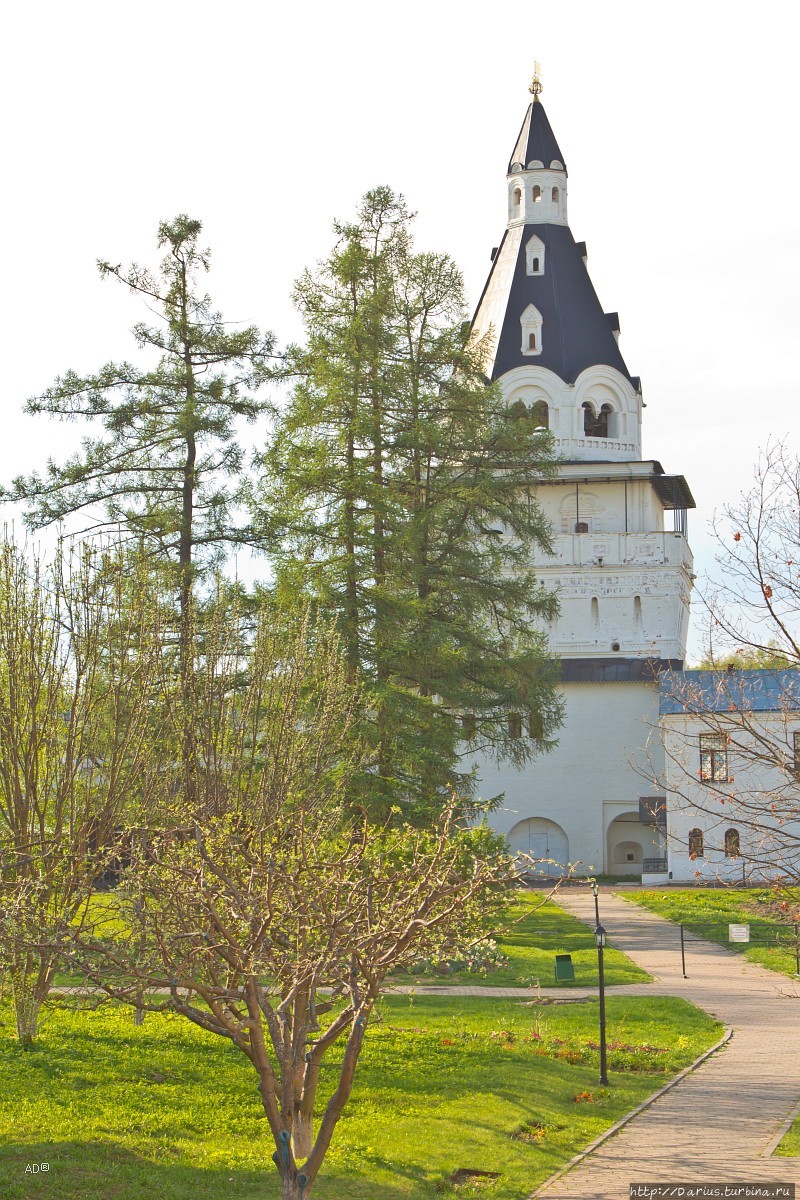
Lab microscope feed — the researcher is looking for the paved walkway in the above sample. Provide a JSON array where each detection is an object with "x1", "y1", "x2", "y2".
[{"x1": 532, "y1": 890, "x2": 800, "y2": 1198}]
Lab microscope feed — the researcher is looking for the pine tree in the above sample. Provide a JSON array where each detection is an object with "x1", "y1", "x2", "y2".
[{"x1": 257, "y1": 188, "x2": 562, "y2": 819}]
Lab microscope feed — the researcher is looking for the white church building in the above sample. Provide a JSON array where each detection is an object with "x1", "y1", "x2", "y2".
[{"x1": 469, "y1": 79, "x2": 696, "y2": 878}]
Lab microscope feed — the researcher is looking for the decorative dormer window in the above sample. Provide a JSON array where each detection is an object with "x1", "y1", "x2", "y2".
[
  {"x1": 520, "y1": 304, "x2": 543, "y2": 356},
  {"x1": 525, "y1": 234, "x2": 545, "y2": 276},
  {"x1": 550, "y1": 160, "x2": 563, "y2": 170}
]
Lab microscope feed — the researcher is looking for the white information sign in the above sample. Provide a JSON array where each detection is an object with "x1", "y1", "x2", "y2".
[{"x1": 729, "y1": 923, "x2": 750, "y2": 943}]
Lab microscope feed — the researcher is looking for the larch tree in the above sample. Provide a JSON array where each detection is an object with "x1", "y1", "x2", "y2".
[
  {"x1": 3, "y1": 215, "x2": 275, "y2": 684},
  {"x1": 257, "y1": 187, "x2": 562, "y2": 821}
]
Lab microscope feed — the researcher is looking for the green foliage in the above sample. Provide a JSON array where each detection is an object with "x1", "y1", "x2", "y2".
[
  {"x1": 409, "y1": 936, "x2": 510, "y2": 978},
  {"x1": 0, "y1": 539, "x2": 164, "y2": 1041},
  {"x1": 5, "y1": 216, "x2": 275, "y2": 594},
  {"x1": 694, "y1": 642, "x2": 795, "y2": 670},
  {"x1": 256, "y1": 187, "x2": 562, "y2": 819},
  {"x1": 392, "y1": 894, "x2": 651, "y2": 988},
  {"x1": 0, "y1": 995, "x2": 721, "y2": 1199}
]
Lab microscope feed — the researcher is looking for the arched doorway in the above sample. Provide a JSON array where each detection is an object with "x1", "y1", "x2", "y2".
[
  {"x1": 606, "y1": 812, "x2": 663, "y2": 876},
  {"x1": 507, "y1": 817, "x2": 569, "y2": 877}
]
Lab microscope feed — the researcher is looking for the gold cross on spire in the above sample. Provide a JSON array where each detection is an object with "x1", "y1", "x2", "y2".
[{"x1": 529, "y1": 62, "x2": 543, "y2": 101}]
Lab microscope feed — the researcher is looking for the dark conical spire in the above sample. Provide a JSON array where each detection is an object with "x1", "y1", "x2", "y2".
[
  {"x1": 472, "y1": 81, "x2": 634, "y2": 387},
  {"x1": 508, "y1": 99, "x2": 567, "y2": 175}
]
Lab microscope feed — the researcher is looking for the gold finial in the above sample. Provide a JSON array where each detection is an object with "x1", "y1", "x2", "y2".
[{"x1": 529, "y1": 62, "x2": 543, "y2": 101}]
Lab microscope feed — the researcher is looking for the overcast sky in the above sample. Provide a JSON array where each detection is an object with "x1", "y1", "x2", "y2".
[{"x1": 1, "y1": 0, "x2": 797, "y2": 659}]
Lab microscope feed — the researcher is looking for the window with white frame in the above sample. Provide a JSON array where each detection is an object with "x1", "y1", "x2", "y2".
[
  {"x1": 520, "y1": 304, "x2": 543, "y2": 356},
  {"x1": 525, "y1": 233, "x2": 545, "y2": 276}
]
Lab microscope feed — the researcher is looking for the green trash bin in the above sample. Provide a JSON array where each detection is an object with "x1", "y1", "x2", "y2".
[{"x1": 554, "y1": 953, "x2": 575, "y2": 982}]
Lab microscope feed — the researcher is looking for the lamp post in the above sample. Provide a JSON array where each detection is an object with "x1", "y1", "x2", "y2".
[
  {"x1": 594, "y1": 922, "x2": 609, "y2": 1086},
  {"x1": 590, "y1": 879, "x2": 601, "y2": 926}
]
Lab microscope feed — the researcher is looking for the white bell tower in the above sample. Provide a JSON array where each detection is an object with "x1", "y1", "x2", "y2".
[{"x1": 469, "y1": 69, "x2": 695, "y2": 876}]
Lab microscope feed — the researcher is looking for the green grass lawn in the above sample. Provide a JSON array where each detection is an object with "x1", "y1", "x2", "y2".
[
  {"x1": 389, "y1": 892, "x2": 650, "y2": 989},
  {"x1": 53, "y1": 893, "x2": 651, "y2": 991},
  {"x1": 775, "y1": 1115, "x2": 800, "y2": 1157},
  {"x1": 0, "y1": 993, "x2": 721, "y2": 1199},
  {"x1": 623, "y1": 888, "x2": 800, "y2": 979}
]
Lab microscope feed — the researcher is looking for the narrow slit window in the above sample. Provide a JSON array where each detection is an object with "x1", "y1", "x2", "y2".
[
  {"x1": 461, "y1": 713, "x2": 476, "y2": 740},
  {"x1": 508, "y1": 713, "x2": 522, "y2": 739},
  {"x1": 532, "y1": 257, "x2": 540, "y2": 272},
  {"x1": 528, "y1": 332, "x2": 537, "y2": 350},
  {"x1": 532, "y1": 185, "x2": 541, "y2": 202},
  {"x1": 551, "y1": 186, "x2": 559, "y2": 202},
  {"x1": 513, "y1": 188, "x2": 521, "y2": 207},
  {"x1": 793, "y1": 730, "x2": 800, "y2": 774}
]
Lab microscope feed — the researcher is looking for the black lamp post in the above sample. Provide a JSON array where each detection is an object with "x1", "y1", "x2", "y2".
[
  {"x1": 594, "y1": 922, "x2": 609, "y2": 1086},
  {"x1": 590, "y1": 879, "x2": 601, "y2": 926}
]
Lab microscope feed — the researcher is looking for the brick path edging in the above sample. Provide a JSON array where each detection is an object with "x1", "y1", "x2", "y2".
[
  {"x1": 762, "y1": 1092, "x2": 800, "y2": 1158},
  {"x1": 527, "y1": 1026, "x2": 733, "y2": 1199}
]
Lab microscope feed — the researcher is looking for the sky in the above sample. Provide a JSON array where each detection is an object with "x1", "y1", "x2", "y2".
[{"x1": 1, "y1": 0, "x2": 798, "y2": 659}]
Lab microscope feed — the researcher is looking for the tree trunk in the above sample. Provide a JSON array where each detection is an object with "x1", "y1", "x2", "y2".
[
  {"x1": 11, "y1": 965, "x2": 43, "y2": 1045},
  {"x1": 280, "y1": 1177, "x2": 311, "y2": 1200},
  {"x1": 291, "y1": 1111, "x2": 313, "y2": 1161}
]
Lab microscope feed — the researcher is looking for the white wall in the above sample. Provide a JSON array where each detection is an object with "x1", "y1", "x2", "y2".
[
  {"x1": 662, "y1": 710, "x2": 800, "y2": 882},
  {"x1": 499, "y1": 364, "x2": 642, "y2": 462},
  {"x1": 473, "y1": 680, "x2": 663, "y2": 875}
]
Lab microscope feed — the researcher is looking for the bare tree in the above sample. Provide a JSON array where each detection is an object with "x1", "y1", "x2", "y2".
[
  {"x1": 656, "y1": 667, "x2": 800, "y2": 883},
  {"x1": 701, "y1": 440, "x2": 799, "y2": 668},
  {"x1": 67, "y1": 604, "x2": 512, "y2": 1200},
  {"x1": 0, "y1": 540, "x2": 162, "y2": 1042},
  {"x1": 652, "y1": 443, "x2": 800, "y2": 885}
]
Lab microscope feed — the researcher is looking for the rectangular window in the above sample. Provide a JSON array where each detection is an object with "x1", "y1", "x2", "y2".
[{"x1": 700, "y1": 733, "x2": 728, "y2": 783}]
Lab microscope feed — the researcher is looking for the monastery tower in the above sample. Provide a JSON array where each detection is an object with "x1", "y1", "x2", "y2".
[{"x1": 471, "y1": 74, "x2": 695, "y2": 875}]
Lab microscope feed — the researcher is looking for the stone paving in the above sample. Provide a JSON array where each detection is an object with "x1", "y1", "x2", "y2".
[{"x1": 531, "y1": 889, "x2": 800, "y2": 1199}]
